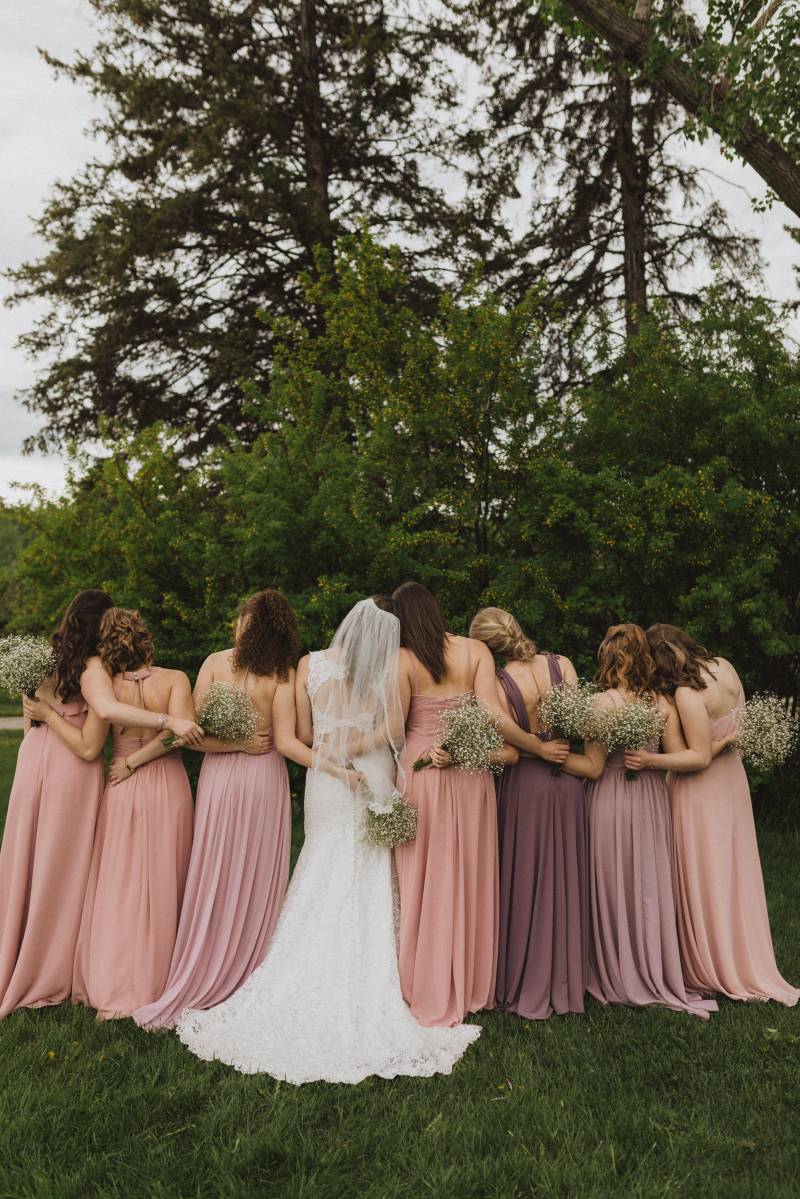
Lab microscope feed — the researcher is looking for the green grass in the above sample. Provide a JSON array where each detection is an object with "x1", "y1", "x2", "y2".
[{"x1": 1, "y1": 732, "x2": 798, "y2": 1199}]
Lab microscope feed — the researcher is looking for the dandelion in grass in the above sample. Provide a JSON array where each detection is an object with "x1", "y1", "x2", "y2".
[
  {"x1": 537, "y1": 678, "x2": 597, "y2": 774},
  {"x1": 164, "y1": 681, "x2": 257, "y2": 747},
  {"x1": 364, "y1": 789, "x2": 417, "y2": 848},
  {"x1": 601, "y1": 697, "x2": 666, "y2": 781},
  {"x1": 735, "y1": 693, "x2": 799, "y2": 771},
  {"x1": 413, "y1": 695, "x2": 504, "y2": 774},
  {"x1": 0, "y1": 634, "x2": 58, "y2": 727}
]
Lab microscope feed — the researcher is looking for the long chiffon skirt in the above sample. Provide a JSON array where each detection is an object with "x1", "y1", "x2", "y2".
[
  {"x1": 496, "y1": 757, "x2": 588, "y2": 1019},
  {"x1": 134, "y1": 750, "x2": 291, "y2": 1030},
  {"x1": 587, "y1": 761, "x2": 717, "y2": 1020},
  {"x1": 395, "y1": 701, "x2": 498, "y2": 1028},
  {"x1": 73, "y1": 753, "x2": 193, "y2": 1019},
  {"x1": 670, "y1": 753, "x2": 799, "y2": 1005},
  {"x1": 0, "y1": 719, "x2": 103, "y2": 1018}
]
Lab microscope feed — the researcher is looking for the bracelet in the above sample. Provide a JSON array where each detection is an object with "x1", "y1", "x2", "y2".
[
  {"x1": 156, "y1": 712, "x2": 168, "y2": 730},
  {"x1": 124, "y1": 757, "x2": 133, "y2": 775}
]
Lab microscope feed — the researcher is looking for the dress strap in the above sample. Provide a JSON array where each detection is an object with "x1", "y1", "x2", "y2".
[
  {"x1": 496, "y1": 668, "x2": 531, "y2": 733},
  {"x1": 545, "y1": 653, "x2": 563, "y2": 687}
]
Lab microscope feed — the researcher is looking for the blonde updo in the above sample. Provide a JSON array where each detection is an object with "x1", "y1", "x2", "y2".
[{"x1": 469, "y1": 607, "x2": 537, "y2": 661}]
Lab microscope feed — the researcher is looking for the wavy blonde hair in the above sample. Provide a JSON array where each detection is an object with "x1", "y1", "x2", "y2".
[
  {"x1": 595, "y1": 623, "x2": 655, "y2": 696},
  {"x1": 99, "y1": 608, "x2": 155, "y2": 677},
  {"x1": 470, "y1": 607, "x2": 537, "y2": 661}
]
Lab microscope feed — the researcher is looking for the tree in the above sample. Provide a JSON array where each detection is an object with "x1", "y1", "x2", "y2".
[
  {"x1": 453, "y1": 1, "x2": 758, "y2": 349},
  {"x1": 553, "y1": 0, "x2": 800, "y2": 215},
  {"x1": 7, "y1": 0, "x2": 484, "y2": 452}
]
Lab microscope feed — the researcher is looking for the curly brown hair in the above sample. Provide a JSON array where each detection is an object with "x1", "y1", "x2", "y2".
[
  {"x1": 99, "y1": 608, "x2": 155, "y2": 677},
  {"x1": 646, "y1": 623, "x2": 717, "y2": 695},
  {"x1": 52, "y1": 589, "x2": 114, "y2": 701},
  {"x1": 231, "y1": 589, "x2": 299, "y2": 680},
  {"x1": 595, "y1": 623, "x2": 656, "y2": 696}
]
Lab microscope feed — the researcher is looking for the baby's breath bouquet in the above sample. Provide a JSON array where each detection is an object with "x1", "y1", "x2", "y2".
[
  {"x1": 413, "y1": 696, "x2": 504, "y2": 774},
  {"x1": 364, "y1": 789, "x2": 417, "y2": 848},
  {"x1": 537, "y1": 679, "x2": 598, "y2": 774},
  {"x1": 735, "y1": 693, "x2": 799, "y2": 771},
  {"x1": 601, "y1": 697, "x2": 666, "y2": 781},
  {"x1": 0, "y1": 634, "x2": 58, "y2": 727},
  {"x1": 164, "y1": 681, "x2": 257, "y2": 747}
]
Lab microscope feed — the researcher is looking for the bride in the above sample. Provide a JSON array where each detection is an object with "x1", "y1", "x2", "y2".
[{"x1": 176, "y1": 596, "x2": 481, "y2": 1083}]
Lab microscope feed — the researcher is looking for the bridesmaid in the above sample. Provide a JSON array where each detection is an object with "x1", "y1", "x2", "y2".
[
  {"x1": 392, "y1": 582, "x2": 530, "y2": 1028},
  {"x1": 576, "y1": 624, "x2": 717, "y2": 1019},
  {"x1": 134, "y1": 589, "x2": 297, "y2": 1030},
  {"x1": 72, "y1": 608, "x2": 194, "y2": 1019},
  {"x1": 627, "y1": 625, "x2": 798, "y2": 1006},
  {"x1": 0, "y1": 589, "x2": 112, "y2": 1018},
  {"x1": 469, "y1": 607, "x2": 588, "y2": 1020}
]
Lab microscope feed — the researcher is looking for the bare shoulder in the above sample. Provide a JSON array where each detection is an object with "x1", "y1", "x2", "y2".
[
  {"x1": 397, "y1": 646, "x2": 414, "y2": 673},
  {"x1": 159, "y1": 666, "x2": 192, "y2": 689},
  {"x1": 465, "y1": 636, "x2": 492, "y2": 660}
]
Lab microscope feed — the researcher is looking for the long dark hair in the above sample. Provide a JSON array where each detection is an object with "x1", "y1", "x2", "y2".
[
  {"x1": 52, "y1": 588, "x2": 114, "y2": 701},
  {"x1": 595, "y1": 623, "x2": 656, "y2": 697},
  {"x1": 646, "y1": 623, "x2": 716, "y2": 694},
  {"x1": 231, "y1": 588, "x2": 299, "y2": 681},
  {"x1": 392, "y1": 582, "x2": 449, "y2": 683}
]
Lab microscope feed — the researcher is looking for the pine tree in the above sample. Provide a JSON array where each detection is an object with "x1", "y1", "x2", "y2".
[{"x1": 8, "y1": 0, "x2": 483, "y2": 451}]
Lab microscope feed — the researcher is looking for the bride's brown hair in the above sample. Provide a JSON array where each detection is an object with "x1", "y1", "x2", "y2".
[
  {"x1": 99, "y1": 608, "x2": 155, "y2": 676},
  {"x1": 595, "y1": 624, "x2": 656, "y2": 696},
  {"x1": 646, "y1": 623, "x2": 716, "y2": 695}
]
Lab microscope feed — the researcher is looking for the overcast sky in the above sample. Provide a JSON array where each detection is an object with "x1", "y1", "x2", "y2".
[{"x1": 1, "y1": 0, "x2": 798, "y2": 502}]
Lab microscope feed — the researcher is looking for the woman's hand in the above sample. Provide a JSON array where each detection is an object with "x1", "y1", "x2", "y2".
[
  {"x1": 166, "y1": 715, "x2": 204, "y2": 746},
  {"x1": 108, "y1": 757, "x2": 134, "y2": 786},
  {"x1": 244, "y1": 728, "x2": 274, "y2": 755},
  {"x1": 23, "y1": 695, "x2": 52, "y2": 724},
  {"x1": 342, "y1": 767, "x2": 367, "y2": 791},
  {"x1": 712, "y1": 733, "x2": 738, "y2": 757},
  {"x1": 532, "y1": 737, "x2": 570, "y2": 765},
  {"x1": 428, "y1": 744, "x2": 452, "y2": 769},
  {"x1": 623, "y1": 748, "x2": 652, "y2": 772}
]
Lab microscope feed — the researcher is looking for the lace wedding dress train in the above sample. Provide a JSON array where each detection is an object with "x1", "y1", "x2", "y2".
[{"x1": 176, "y1": 649, "x2": 481, "y2": 1083}]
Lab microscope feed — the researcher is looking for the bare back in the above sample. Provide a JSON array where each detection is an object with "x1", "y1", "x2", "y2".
[
  {"x1": 112, "y1": 666, "x2": 186, "y2": 740},
  {"x1": 501, "y1": 654, "x2": 576, "y2": 734},
  {"x1": 682, "y1": 657, "x2": 743, "y2": 722},
  {"x1": 401, "y1": 634, "x2": 483, "y2": 698},
  {"x1": 195, "y1": 648, "x2": 285, "y2": 728}
]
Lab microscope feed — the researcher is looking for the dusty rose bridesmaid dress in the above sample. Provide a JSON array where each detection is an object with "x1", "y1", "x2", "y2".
[
  {"x1": 495, "y1": 658, "x2": 588, "y2": 1019},
  {"x1": 0, "y1": 699, "x2": 103, "y2": 1018},
  {"x1": 72, "y1": 669, "x2": 193, "y2": 1019},
  {"x1": 395, "y1": 692, "x2": 498, "y2": 1028},
  {"x1": 670, "y1": 684, "x2": 799, "y2": 1005},
  {"x1": 134, "y1": 743, "x2": 291, "y2": 1030},
  {"x1": 587, "y1": 742, "x2": 717, "y2": 1019}
]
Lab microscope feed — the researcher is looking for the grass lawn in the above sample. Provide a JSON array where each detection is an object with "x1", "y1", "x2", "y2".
[{"x1": 0, "y1": 731, "x2": 798, "y2": 1198}]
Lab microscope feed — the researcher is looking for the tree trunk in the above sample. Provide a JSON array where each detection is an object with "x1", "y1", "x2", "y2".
[
  {"x1": 558, "y1": 0, "x2": 800, "y2": 217},
  {"x1": 298, "y1": 0, "x2": 332, "y2": 251},
  {"x1": 613, "y1": 70, "x2": 648, "y2": 335}
]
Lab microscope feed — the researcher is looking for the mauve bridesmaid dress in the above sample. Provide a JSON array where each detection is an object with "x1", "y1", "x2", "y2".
[
  {"x1": 670, "y1": 682, "x2": 799, "y2": 1006},
  {"x1": 395, "y1": 692, "x2": 499, "y2": 1028},
  {"x1": 495, "y1": 657, "x2": 588, "y2": 1019},
  {"x1": 0, "y1": 699, "x2": 103, "y2": 1018},
  {"x1": 587, "y1": 737, "x2": 717, "y2": 1020},
  {"x1": 134, "y1": 741, "x2": 291, "y2": 1030},
  {"x1": 72, "y1": 669, "x2": 193, "y2": 1019}
]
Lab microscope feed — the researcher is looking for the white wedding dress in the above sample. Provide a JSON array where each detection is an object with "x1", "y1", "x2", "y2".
[{"x1": 176, "y1": 649, "x2": 481, "y2": 1083}]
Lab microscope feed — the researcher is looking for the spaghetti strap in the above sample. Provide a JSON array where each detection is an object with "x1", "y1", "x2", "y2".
[{"x1": 545, "y1": 654, "x2": 563, "y2": 687}]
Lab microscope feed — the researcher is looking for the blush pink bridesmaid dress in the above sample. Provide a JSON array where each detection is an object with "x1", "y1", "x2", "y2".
[
  {"x1": 72, "y1": 669, "x2": 193, "y2": 1019},
  {"x1": 133, "y1": 737, "x2": 291, "y2": 1031},
  {"x1": 0, "y1": 699, "x2": 104, "y2": 1018},
  {"x1": 670, "y1": 684, "x2": 799, "y2": 1006},
  {"x1": 395, "y1": 693, "x2": 499, "y2": 1028}
]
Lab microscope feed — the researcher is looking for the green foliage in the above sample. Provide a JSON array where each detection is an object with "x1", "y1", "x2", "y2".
[{"x1": 6, "y1": 237, "x2": 800, "y2": 702}]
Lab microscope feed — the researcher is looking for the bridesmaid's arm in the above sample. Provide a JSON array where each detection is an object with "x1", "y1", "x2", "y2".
[
  {"x1": 22, "y1": 694, "x2": 108, "y2": 761},
  {"x1": 109, "y1": 671, "x2": 196, "y2": 783},
  {"x1": 472, "y1": 642, "x2": 569, "y2": 764},
  {"x1": 624, "y1": 690, "x2": 712, "y2": 774},
  {"x1": 80, "y1": 657, "x2": 204, "y2": 745},
  {"x1": 273, "y1": 676, "x2": 363, "y2": 790},
  {"x1": 294, "y1": 657, "x2": 314, "y2": 747},
  {"x1": 562, "y1": 739, "x2": 607, "y2": 781}
]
